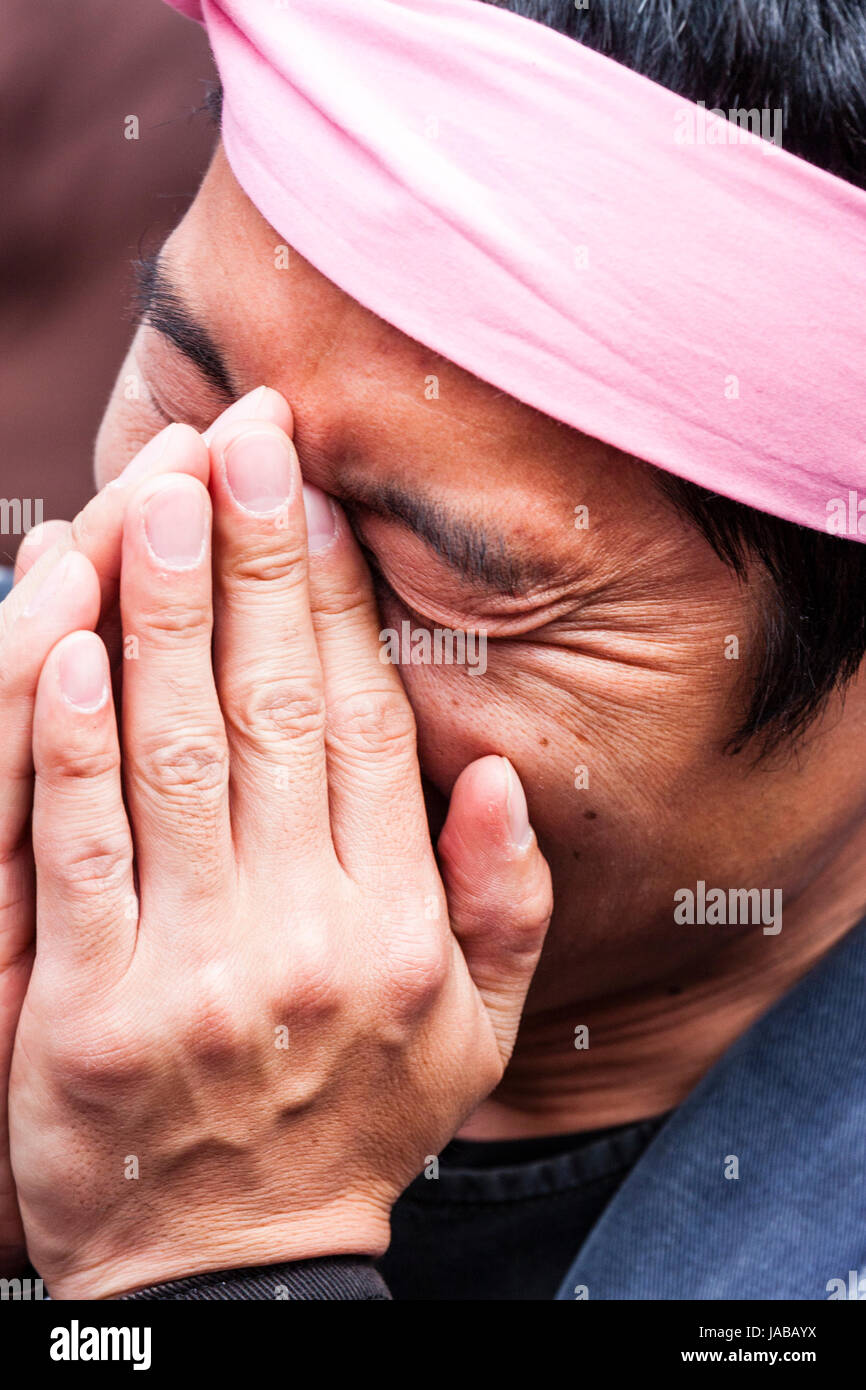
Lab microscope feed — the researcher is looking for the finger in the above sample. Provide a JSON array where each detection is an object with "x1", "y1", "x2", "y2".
[
  {"x1": 32, "y1": 631, "x2": 136, "y2": 982},
  {"x1": 98, "y1": 391, "x2": 289, "y2": 677},
  {"x1": 1, "y1": 424, "x2": 212, "y2": 651},
  {"x1": 119, "y1": 473, "x2": 233, "y2": 920},
  {"x1": 93, "y1": 384, "x2": 289, "y2": 590},
  {"x1": 0, "y1": 551, "x2": 101, "y2": 964},
  {"x1": 202, "y1": 384, "x2": 292, "y2": 446},
  {"x1": 209, "y1": 422, "x2": 332, "y2": 866},
  {"x1": 13, "y1": 520, "x2": 71, "y2": 584},
  {"x1": 438, "y1": 756, "x2": 552, "y2": 1064},
  {"x1": 6, "y1": 392, "x2": 288, "y2": 648},
  {"x1": 16, "y1": 523, "x2": 126, "y2": 686},
  {"x1": 304, "y1": 488, "x2": 429, "y2": 884},
  {"x1": 70, "y1": 423, "x2": 212, "y2": 614}
]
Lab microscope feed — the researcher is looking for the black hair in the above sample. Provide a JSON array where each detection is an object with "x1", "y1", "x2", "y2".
[{"x1": 486, "y1": 0, "x2": 866, "y2": 751}]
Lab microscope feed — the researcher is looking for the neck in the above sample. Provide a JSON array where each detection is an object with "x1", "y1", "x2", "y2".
[{"x1": 461, "y1": 818, "x2": 866, "y2": 1141}]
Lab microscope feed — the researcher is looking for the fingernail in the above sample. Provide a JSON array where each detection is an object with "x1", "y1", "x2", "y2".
[
  {"x1": 502, "y1": 757, "x2": 532, "y2": 850},
  {"x1": 23, "y1": 552, "x2": 73, "y2": 617},
  {"x1": 203, "y1": 386, "x2": 268, "y2": 445},
  {"x1": 303, "y1": 483, "x2": 337, "y2": 551},
  {"x1": 59, "y1": 634, "x2": 108, "y2": 712},
  {"x1": 224, "y1": 430, "x2": 293, "y2": 514},
  {"x1": 109, "y1": 424, "x2": 177, "y2": 488},
  {"x1": 144, "y1": 483, "x2": 208, "y2": 568}
]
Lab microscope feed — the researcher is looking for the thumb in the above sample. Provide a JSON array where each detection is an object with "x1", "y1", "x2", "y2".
[{"x1": 438, "y1": 755, "x2": 552, "y2": 1064}]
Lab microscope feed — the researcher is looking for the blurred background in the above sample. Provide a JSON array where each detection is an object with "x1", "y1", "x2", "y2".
[{"x1": 1, "y1": 0, "x2": 216, "y2": 572}]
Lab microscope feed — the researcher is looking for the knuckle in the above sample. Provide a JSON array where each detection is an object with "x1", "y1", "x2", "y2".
[
  {"x1": 381, "y1": 929, "x2": 451, "y2": 1016},
  {"x1": 228, "y1": 673, "x2": 325, "y2": 747},
  {"x1": 50, "y1": 834, "x2": 133, "y2": 899},
  {"x1": 175, "y1": 964, "x2": 254, "y2": 1067},
  {"x1": 183, "y1": 996, "x2": 244, "y2": 1064},
  {"x1": 285, "y1": 930, "x2": 343, "y2": 1019},
  {"x1": 507, "y1": 876, "x2": 555, "y2": 954},
  {"x1": 137, "y1": 595, "x2": 212, "y2": 641},
  {"x1": 45, "y1": 741, "x2": 120, "y2": 784},
  {"x1": 138, "y1": 730, "x2": 229, "y2": 799},
  {"x1": 328, "y1": 688, "x2": 416, "y2": 760},
  {"x1": 313, "y1": 576, "x2": 373, "y2": 622},
  {"x1": 229, "y1": 538, "x2": 309, "y2": 587},
  {"x1": 51, "y1": 1023, "x2": 149, "y2": 1099}
]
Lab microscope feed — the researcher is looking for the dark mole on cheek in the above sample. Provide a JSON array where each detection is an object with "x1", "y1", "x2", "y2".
[
  {"x1": 540, "y1": 736, "x2": 549, "y2": 747},
  {"x1": 583, "y1": 810, "x2": 597, "y2": 820},
  {"x1": 572, "y1": 850, "x2": 580, "y2": 860}
]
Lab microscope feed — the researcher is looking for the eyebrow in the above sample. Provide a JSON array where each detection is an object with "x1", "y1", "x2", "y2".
[
  {"x1": 133, "y1": 256, "x2": 546, "y2": 595},
  {"x1": 343, "y1": 479, "x2": 541, "y2": 594},
  {"x1": 132, "y1": 253, "x2": 234, "y2": 397}
]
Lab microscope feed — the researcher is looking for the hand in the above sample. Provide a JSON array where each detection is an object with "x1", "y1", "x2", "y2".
[
  {"x1": 0, "y1": 422, "x2": 210, "y2": 1273},
  {"x1": 0, "y1": 388, "x2": 285, "y2": 1273},
  {"x1": 10, "y1": 400, "x2": 552, "y2": 1299}
]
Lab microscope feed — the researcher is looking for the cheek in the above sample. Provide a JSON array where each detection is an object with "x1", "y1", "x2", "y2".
[
  {"x1": 398, "y1": 639, "x2": 764, "y2": 1004},
  {"x1": 391, "y1": 641, "x2": 612, "y2": 856},
  {"x1": 395, "y1": 629, "x2": 736, "y2": 870}
]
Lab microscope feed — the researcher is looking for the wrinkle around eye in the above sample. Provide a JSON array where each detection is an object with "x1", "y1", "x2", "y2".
[
  {"x1": 368, "y1": 552, "x2": 587, "y2": 641},
  {"x1": 353, "y1": 513, "x2": 586, "y2": 637}
]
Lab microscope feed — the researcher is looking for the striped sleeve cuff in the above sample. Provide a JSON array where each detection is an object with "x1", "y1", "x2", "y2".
[{"x1": 118, "y1": 1256, "x2": 392, "y2": 1301}]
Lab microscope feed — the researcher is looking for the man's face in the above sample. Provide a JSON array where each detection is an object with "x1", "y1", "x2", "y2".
[{"x1": 94, "y1": 145, "x2": 862, "y2": 1012}]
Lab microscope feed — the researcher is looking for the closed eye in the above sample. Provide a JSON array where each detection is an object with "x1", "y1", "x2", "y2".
[{"x1": 356, "y1": 536, "x2": 470, "y2": 632}]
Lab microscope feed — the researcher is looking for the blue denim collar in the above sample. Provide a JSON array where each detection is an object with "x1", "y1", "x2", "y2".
[{"x1": 556, "y1": 916, "x2": 866, "y2": 1299}]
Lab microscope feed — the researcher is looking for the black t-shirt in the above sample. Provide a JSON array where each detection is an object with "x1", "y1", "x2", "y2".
[{"x1": 379, "y1": 1113, "x2": 670, "y2": 1300}]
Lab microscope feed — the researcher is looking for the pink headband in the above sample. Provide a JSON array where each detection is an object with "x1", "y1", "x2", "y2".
[{"x1": 168, "y1": 0, "x2": 866, "y2": 539}]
